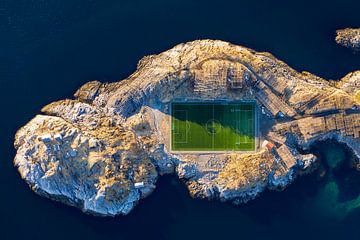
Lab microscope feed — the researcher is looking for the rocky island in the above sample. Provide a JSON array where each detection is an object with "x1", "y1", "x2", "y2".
[
  {"x1": 14, "y1": 40, "x2": 360, "y2": 216},
  {"x1": 336, "y1": 28, "x2": 360, "y2": 52}
]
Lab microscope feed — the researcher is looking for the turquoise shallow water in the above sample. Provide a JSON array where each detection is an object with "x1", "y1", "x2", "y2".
[{"x1": 1, "y1": 1, "x2": 360, "y2": 239}]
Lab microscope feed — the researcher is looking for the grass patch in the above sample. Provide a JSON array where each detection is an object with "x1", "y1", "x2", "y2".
[{"x1": 171, "y1": 102, "x2": 255, "y2": 151}]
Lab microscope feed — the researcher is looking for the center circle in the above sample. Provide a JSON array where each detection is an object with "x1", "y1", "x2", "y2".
[{"x1": 205, "y1": 119, "x2": 221, "y2": 135}]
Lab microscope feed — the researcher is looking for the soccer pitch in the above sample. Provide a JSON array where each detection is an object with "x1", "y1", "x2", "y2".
[{"x1": 171, "y1": 102, "x2": 256, "y2": 151}]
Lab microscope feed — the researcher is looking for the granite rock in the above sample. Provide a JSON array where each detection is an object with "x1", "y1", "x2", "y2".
[{"x1": 336, "y1": 28, "x2": 360, "y2": 52}]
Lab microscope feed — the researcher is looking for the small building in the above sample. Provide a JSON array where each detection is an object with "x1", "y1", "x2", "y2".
[
  {"x1": 276, "y1": 145, "x2": 297, "y2": 169},
  {"x1": 134, "y1": 182, "x2": 145, "y2": 188},
  {"x1": 262, "y1": 140, "x2": 276, "y2": 151}
]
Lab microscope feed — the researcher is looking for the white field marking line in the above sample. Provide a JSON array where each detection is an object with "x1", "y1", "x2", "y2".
[
  {"x1": 235, "y1": 107, "x2": 241, "y2": 145},
  {"x1": 253, "y1": 108, "x2": 256, "y2": 148},
  {"x1": 183, "y1": 110, "x2": 189, "y2": 144},
  {"x1": 238, "y1": 109, "x2": 254, "y2": 144},
  {"x1": 173, "y1": 110, "x2": 188, "y2": 144},
  {"x1": 247, "y1": 110, "x2": 255, "y2": 144},
  {"x1": 239, "y1": 110, "x2": 248, "y2": 144},
  {"x1": 212, "y1": 104, "x2": 215, "y2": 150},
  {"x1": 247, "y1": 109, "x2": 255, "y2": 146},
  {"x1": 184, "y1": 109, "x2": 189, "y2": 144},
  {"x1": 234, "y1": 107, "x2": 241, "y2": 145},
  {"x1": 245, "y1": 119, "x2": 253, "y2": 143},
  {"x1": 232, "y1": 108, "x2": 249, "y2": 144}
]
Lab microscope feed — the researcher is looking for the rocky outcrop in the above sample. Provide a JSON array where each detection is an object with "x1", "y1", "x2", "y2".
[
  {"x1": 336, "y1": 28, "x2": 360, "y2": 52},
  {"x1": 337, "y1": 71, "x2": 360, "y2": 104},
  {"x1": 13, "y1": 40, "x2": 360, "y2": 216}
]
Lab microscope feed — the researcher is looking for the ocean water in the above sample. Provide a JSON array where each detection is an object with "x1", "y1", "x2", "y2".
[{"x1": 1, "y1": 0, "x2": 360, "y2": 239}]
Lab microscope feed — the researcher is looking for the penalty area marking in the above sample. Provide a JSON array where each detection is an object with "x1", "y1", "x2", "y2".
[
  {"x1": 173, "y1": 110, "x2": 189, "y2": 144},
  {"x1": 235, "y1": 109, "x2": 254, "y2": 145}
]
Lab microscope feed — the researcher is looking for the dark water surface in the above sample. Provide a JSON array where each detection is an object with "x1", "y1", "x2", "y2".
[{"x1": 1, "y1": 0, "x2": 360, "y2": 239}]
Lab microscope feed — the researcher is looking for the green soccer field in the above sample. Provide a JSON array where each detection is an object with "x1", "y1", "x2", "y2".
[{"x1": 171, "y1": 102, "x2": 256, "y2": 151}]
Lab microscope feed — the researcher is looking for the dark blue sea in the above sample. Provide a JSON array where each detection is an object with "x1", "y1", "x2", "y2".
[{"x1": 1, "y1": 1, "x2": 360, "y2": 239}]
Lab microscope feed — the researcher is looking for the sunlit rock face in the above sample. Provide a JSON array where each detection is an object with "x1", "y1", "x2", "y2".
[
  {"x1": 14, "y1": 40, "x2": 360, "y2": 216},
  {"x1": 336, "y1": 28, "x2": 360, "y2": 52}
]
